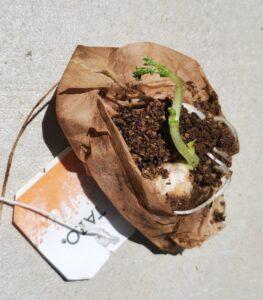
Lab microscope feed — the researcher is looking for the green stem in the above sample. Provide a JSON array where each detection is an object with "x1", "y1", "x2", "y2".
[
  {"x1": 168, "y1": 73, "x2": 199, "y2": 168},
  {"x1": 133, "y1": 57, "x2": 200, "y2": 168},
  {"x1": 169, "y1": 117, "x2": 199, "y2": 168},
  {"x1": 169, "y1": 73, "x2": 183, "y2": 122}
]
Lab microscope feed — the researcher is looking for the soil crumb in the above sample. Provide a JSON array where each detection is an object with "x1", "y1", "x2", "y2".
[
  {"x1": 213, "y1": 210, "x2": 226, "y2": 223},
  {"x1": 195, "y1": 90, "x2": 221, "y2": 116}
]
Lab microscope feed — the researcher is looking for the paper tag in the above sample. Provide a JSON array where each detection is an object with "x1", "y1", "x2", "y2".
[{"x1": 14, "y1": 148, "x2": 134, "y2": 280}]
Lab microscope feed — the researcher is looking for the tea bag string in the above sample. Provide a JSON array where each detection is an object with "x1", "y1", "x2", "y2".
[
  {"x1": 0, "y1": 82, "x2": 119, "y2": 244},
  {"x1": 0, "y1": 196, "x2": 119, "y2": 243},
  {"x1": 1, "y1": 82, "x2": 59, "y2": 198},
  {"x1": 0, "y1": 196, "x2": 83, "y2": 234}
]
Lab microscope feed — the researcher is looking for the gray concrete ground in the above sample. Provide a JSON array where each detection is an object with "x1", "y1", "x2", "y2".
[{"x1": 0, "y1": 1, "x2": 263, "y2": 299}]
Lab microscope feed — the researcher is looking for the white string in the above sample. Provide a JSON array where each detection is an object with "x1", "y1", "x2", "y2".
[
  {"x1": 0, "y1": 196, "x2": 84, "y2": 233},
  {"x1": 0, "y1": 196, "x2": 119, "y2": 243}
]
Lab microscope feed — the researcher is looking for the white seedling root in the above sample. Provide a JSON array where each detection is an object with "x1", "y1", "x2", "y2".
[
  {"x1": 182, "y1": 103, "x2": 206, "y2": 120},
  {"x1": 206, "y1": 152, "x2": 229, "y2": 174},
  {"x1": 213, "y1": 147, "x2": 231, "y2": 161},
  {"x1": 173, "y1": 103, "x2": 237, "y2": 215}
]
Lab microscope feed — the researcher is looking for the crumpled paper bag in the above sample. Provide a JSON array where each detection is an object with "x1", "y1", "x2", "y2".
[{"x1": 56, "y1": 42, "x2": 226, "y2": 253}]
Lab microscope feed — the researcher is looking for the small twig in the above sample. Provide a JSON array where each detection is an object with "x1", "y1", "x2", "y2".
[
  {"x1": 134, "y1": 81, "x2": 174, "y2": 89},
  {"x1": 103, "y1": 93, "x2": 151, "y2": 109},
  {"x1": 95, "y1": 69, "x2": 144, "y2": 99},
  {"x1": 95, "y1": 69, "x2": 129, "y2": 91},
  {"x1": 102, "y1": 95, "x2": 125, "y2": 107},
  {"x1": 120, "y1": 101, "x2": 147, "y2": 109}
]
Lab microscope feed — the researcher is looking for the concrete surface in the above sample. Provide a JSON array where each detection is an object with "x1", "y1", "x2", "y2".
[{"x1": 0, "y1": 0, "x2": 263, "y2": 299}]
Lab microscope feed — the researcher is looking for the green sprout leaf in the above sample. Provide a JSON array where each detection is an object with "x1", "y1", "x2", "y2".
[{"x1": 133, "y1": 57, "x2": 199, "y2": 169}]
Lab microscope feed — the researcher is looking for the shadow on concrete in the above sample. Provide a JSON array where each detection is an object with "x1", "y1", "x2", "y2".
[
  {"x1": 42, "y1": 91, "x2": 69, "y2": 157},
  {"x1": 129, "y1": 231, "x2": 184, "y2": 255}
]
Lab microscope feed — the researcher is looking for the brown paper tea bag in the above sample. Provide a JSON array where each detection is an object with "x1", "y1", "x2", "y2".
[{"x1": 56, "y1": 42, "x2": 228, "y2": 253}]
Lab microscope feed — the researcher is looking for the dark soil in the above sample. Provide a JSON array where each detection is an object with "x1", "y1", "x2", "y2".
[
  {"x1": 179, "y1": 106, "x2": 237, "y2": 188},
  {"x1": 112, "y1": 100, "x2": 175, "y2": 179},
  {"x1": 112, "y1": 96, "x2": 237, "y2": 208},
  {"x1": 195, "y1": 90, "x2": 221, "y2": 116},
  {"x1": 213, "y1": 210, "x2": 226, "y2": 223}
]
